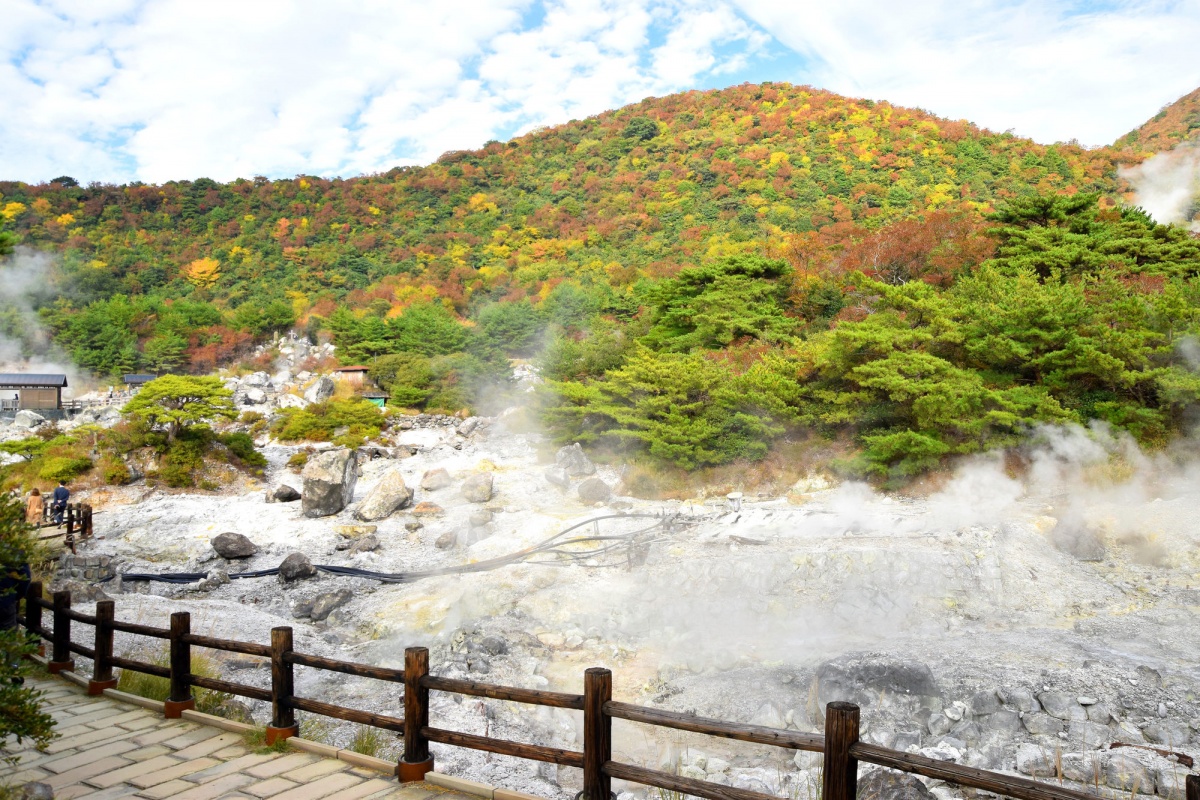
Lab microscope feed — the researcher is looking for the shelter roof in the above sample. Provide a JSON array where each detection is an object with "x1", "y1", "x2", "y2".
[{"x1": 0, "y1": 373, "x2": 68, "y2": 388}]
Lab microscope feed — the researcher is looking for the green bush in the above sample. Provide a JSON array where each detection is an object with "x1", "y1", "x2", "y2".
[
  {"x1": 272, "y1": 398, "x2": 385, "y2": 443},
  {"x1": 219, "y1": 432, "x2": 268, "y2": 468},
  {"x1": 37, "y1": 456, "x2": 93, "y2": 482},
  {"x1": 100, "y1": 457, "x2": 132, "y2": 485}
]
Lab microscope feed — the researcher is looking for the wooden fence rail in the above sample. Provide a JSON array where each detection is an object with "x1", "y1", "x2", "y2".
[{"x1": 17, "y1": 582, "x2": 1199, "y2": 800}]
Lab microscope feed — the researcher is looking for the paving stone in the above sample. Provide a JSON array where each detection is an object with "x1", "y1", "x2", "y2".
[
  {"x1": 129, "y1": 755, "x2": 221, "y2": 788},
  {"x1": 282, "y1": 757, "x2": 351, "y2": 782},
  {"x1": 323, "y1": 779, "x2": 402, "y2": 800},
  {"x1": 139, "y1": 778, "x2": 198, "y2": 798},
  {"x1": 125, "y1": 744, "x2": 174, "y2": 762},
  {"x1": 170, "y1": 772, "x2": 258, "y2": 800},
  {"x1": 134, "y1": 725, "x2": 200, "y2": 747},
  {"x1": 163, "y1": 727, "x2": 225, "y2": 749},
  {"x1": 183, "y1": 752, "x2": 283, "y2": 783},
  {"x1": 116, "y1": 713, "x2": 164, "y2": 731},
  {"x1": 88, "y1": 709, "x2": 153, "y2": 728},
  {"x1": 272, "y1": 772, "x2": 364, "y2": 800},
  {"x1": 245, "y1": 753, "x2": 318, "y2": 778},
  {"x1": 41, "y1": 739, "x2": 139, "y2": 773},
  {"x1": 46, "y1": 755, "x2": 135, "y2": 789},
  {"x1": 87, "y1": 754, "x2": 182, "y2": 788},
  {"x1": 214, "y1": 744, "x2": 252, "y2": 759},
  {"x1": 174, "y1": 731, "x2": 245, "y2": 759},
  {"x1": 245, "y1": 776, "x2": 302, "y2": 797}
]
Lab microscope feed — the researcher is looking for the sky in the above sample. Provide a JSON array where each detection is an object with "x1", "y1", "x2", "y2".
[{"x1": 2, "y1": 0, "x2": 1199, "y2": 185}]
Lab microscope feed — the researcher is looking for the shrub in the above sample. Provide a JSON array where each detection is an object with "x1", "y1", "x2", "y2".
[
  {"x1": 100, "y1": 457, "x2": 131, "y2": 485},
  {"x1": 115, "y1": 648, "x2": 230, "y2": 714},
  {"x1": 218, "y1": 432, "x2": 268, "y2": 468},
  {"x1": 287, "y1": 452, "x2": 309, "y2": 472},
  {"x1": 272, "y1": 398, "x2": 385, "y2": 443},
  {"x1": 37, "y1": 456, "x2": 93, "y2": 482}
]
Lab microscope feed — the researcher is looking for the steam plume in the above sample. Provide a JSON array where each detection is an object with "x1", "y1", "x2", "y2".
[{"x1": 1119, "y1": 143, "x2": 1200, "y2": 230}]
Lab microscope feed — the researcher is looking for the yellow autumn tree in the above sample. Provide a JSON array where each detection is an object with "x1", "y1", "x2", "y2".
[{"x1": 183, "y1": 257, "x2": 221, "y2": 289}]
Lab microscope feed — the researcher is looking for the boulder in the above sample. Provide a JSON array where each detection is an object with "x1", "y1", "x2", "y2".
[
  {"x1": 577, "y1": 477, "x2": 613, "y2": 504},
  {"x1": 967, "y1": 690, "x2": 1001, "y2": 716},
  {"x1": 347, "y1": 534, "x2": 380, "y2": 555},
  {"x1": 244, "y1": 371, "x2": 270, "y2": 387},
  {"x1": 469, "y1": 509, "x2": 493, "y2": 528},
  {"x1": 1037, "y1": 691, "x2": 1084, "y2": 721},
  {"x1": 556, "y1": 443, "x2": 596, "y2": 477},
  {"x1": 243, "y1": 387, "x2": 268, "y2": 405},
  {"x1": 279, "y1": 552, "x2": 317, "y2": 582},
  {"x1": 1105, "y1": 751, "x2": 1154, "y2": 792},
  {"x1": 815, "y1": 652, "x2": 940, "y2": 709},
  {"x1": 354, "y1": 469, "x2": 414, "y2": 521},
  {"x1": 310, "y1": 589, "x2": 352, "y2": 621},
  {"x1": 461, "y1": 473, "x2": 494, "y2": 503},
  {"x1": 435, "y1": 531, "x2": 457, "y2": 549},
  {"x1": 544, "y1": 466, "x2": 570, "y2": 489},
  {"x1": 421, "y1": 468, "x2": 452, "y2": 490},
  {"x1": 304, "y1": 376, "x2": 335, "y2": 404},
  {"x1": 1022, "y1": 713, "x2": 1064, "y2": 736},
  {"x1": 1015, "y1": 744, "x2": 1055, "y2": 777},
  {"x1": 335, "y1": 524, "x2": 377, "y2": 539},
  {"x1": 1143, "y1": 720, "x2": 1190, "y2": 746},
  {"x1": 211, "y1": 532, "x2": 258, "y2": 559},
  {"x1": 858, "y1": 769, "x2": 933, "y2": 800},
  {"x1": 411, "y1": 502, "x2": 444, "y2": 517},
  {"x1": 456, "y1": 417, "x2": 480, "y2": 437},
  {"x1": 272, "y1": 484, "x2": 301, "y2": 503},
  {"x1": 12, "y1": 410, "x2": 45, "y2": 429},
  {"x1": 301, "y1": 449, "x2": 358, "y2": 517},
  {"x1": 1001, "y1": 686, "x2": 1039, "y2": 712},
  {"x1": 277, "y1": 394, "x2": 309, "y2": 409}
]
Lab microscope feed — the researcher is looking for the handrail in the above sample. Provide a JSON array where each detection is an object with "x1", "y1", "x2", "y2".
[{"x1": 19, "y1": 580, "x2": 1168, "y2": 800}]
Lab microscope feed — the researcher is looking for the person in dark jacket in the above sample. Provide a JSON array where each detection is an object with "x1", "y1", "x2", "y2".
[{"x1": 51, "y1": 481, "x2": 69, "y2": 526}]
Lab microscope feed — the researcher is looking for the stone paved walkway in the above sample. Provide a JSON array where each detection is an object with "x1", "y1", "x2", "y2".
[{"x1": 1, "y1": 675, "x2": 474, "y2": 800}]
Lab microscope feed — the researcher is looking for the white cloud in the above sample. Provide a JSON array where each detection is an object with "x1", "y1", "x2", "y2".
[{"x1": 732, "y1": 0, "x2": 1200, "y2": 146}]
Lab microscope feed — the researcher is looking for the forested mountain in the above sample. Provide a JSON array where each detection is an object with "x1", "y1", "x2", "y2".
[
  {"x1": 2, "y1": 81, "x2": 1199, "y2": 480},
  {"x1": 1116, "y1": 86, "x2": 1200, "y2": 153}
]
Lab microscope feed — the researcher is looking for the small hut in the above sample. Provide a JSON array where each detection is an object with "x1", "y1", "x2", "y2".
[
  {"x1": 0, "y1": 374, "x2": 68, "y2": 411},
  {"x1": 123, "y1": 374, "x2": 158, "y2": 391},
  {"x1": 331, "y1": 366, "x2": 370, "y2": 388}
]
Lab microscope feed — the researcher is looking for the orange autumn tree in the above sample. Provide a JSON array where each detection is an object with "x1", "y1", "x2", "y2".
[{"x1": 183, "y1": 257, "x2": 221, "y2": 289}]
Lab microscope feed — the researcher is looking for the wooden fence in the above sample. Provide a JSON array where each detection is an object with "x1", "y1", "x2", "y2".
[
  {"x1": 17, "y1": 584, "x2": 1200, "y2": 800},
  {"x1": 33, "y1": 502, "x2": 94, "y2": 554}
]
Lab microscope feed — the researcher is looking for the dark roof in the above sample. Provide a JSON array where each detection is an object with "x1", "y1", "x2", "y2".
[
  {"x1": 0, "y1": 373, "x2": 68, "y2": 388},
  {"x1": 333, "y1": 366, "x2": 371, "y2": 372},
  {"x1": 123, "y1": 374, "x2": 158, "y2": 384}
]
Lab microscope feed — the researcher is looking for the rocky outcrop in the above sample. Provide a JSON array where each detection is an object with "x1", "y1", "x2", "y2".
[
  {"x1": 310, "y1": 588, "x2": 352, "y2": 621},
  {"x1": 268, "y1": 484, "x2": 301, "y2": 503},
  {"x1": 461, "y1": 473, "x2": 494, "y2": 503},
  {"x1": 354, "y1": 469, "x2": 414, "y2": 521},
  {"x1": 279, "y1": 552, "x2": 317, "y2": 582},
  {"x1": 815, "y1": 652, "x2": 940, "y2": 708},
  {"x1": 301, "y1": 449, "x2": 357, "y2": 517},
  {"x1": 12, "y1": 410, "x2": 45, "y2": 429},
  {"x1": 211, "y1": 532, "x2": 258, "y2": 559},
  {"x1": 304, "y1": 376, "x2": 335, "y2": 404},
  {"x1": 556, "y1": 443, "x2": 596, "y2": 476}
]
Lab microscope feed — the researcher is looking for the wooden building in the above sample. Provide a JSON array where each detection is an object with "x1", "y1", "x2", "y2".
[
  {"x1": 0, "y1": 374, "x2": 68, "y2": 411},
  {"x1": 331, "y1": 366, "x2": 370, "y2": 387},
  {"x1": 123, "y1": 374, "x2": 158, "y2": 390}
]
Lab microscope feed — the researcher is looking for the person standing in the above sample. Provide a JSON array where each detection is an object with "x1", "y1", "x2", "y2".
[
  {"x1": 51, "y1": 481, "x2": 69, "y2": 527},
  {"x1": 25, "y1": 488, "x2": 44, "y2": 525}
]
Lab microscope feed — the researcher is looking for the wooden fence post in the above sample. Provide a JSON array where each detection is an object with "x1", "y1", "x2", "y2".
[
  {"x1": 89, "y1": 600, "x2": 118, "y2": 695},
  {"x1": 583, "y1": 667, "x2": 613, "y2": 800},
  {"x1": 822, "y1": 702, "x2": 860, "y2": 800},
  {"x1": 1187, "y1": 774, "x2": 1199, "y2": 800},
  {"x1": 267, "y1": 626, "x2": 298, "y2": 744},
  {"x1": 48, "y1": 590, "x2": 74, "y2": 674},
  {"x1": 399, "y1": 646, "x2": 433, "y2": 782},
  {"x1": 165, "y1": 611, "x2": 195, "y2": 718},
  {"x1": 65, "y1": 504, "x2": 76, "y2": 554},
  {"x1": 24, "y1": 581, "x2": 44, "y2": 657}
]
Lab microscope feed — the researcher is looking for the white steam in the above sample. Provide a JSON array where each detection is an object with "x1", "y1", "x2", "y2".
[
  {"x1": 1119, "y1": 144, "x2": 1200, "y2": 230},
  {"x1": 0, "y1": 247, "x2": 94, "y2": 395}
]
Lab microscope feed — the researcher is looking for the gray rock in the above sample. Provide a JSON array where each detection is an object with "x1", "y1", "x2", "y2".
[
  {"x1": 18, "y1": 782, "x2": 54, "y2": 800},
  {"x1": 244, "y1": 371, "x2": 270, "y2": 387},
  {"x1": 1015, "y1": 744, "x2": 1055, "y2": 777},
  {"x1": 1106, "y1": 751, "x2": 1154, "y2": 793},
  {"x1": 968, "y1": 690, "x2": 1001, "y2": 716},
  {"x1": 243, "y1": 387, "x2": 267, "y2": 405},
  {"x1": 1086, "y1": 702, "x2": 1114, "y2": 724},
  {"x1": 435, "y1": 531, "x2": 457, "y2": 549},
  {"x1": 544, "y1": 466, "x2": 570, "y2": 489},
  {"x1": 421, "y1": 468, "x2": 452, "y2": 490},
  {"x1": 205, "y1": 569, "x2": 230, "y2": 586},
  {"x1": 347, "y1": 534, "x2": 380, "y2": 555},
  {"x1": 279, "y1": 552, "x2": 317, "y2": 582},
  {"x1": 461, "y1": 473, "x2": 494, "y2": 503},
  {"x1": 468, "y1": 656, "x2": 490, "y2": 674},
  {"x1": 1143, "y1": 721, "x2": 1190, "y2": 747},
  {"x1": 211, "y1": 532, "x2": 258, "y2": 559},
  {"x1": 480, "y1": 636, "x2": 507, "y2": 656},
  {"x1": 12, "y1": 410, "x2": 45, "y2": 429},
  {"x1": 1154, "y1": 761, "x2": 1187, "y2": 798},
  {"x1": 984, "y1": 710, "x2": 1022, "y2": 734},
  {"x1": 1002, "y1": 686, "x2": 1039, "y2": 712},
  {"x1": 469, "y1": 509, "x2": 493, "y2": 528},
  {"x1": 817, "y1": 652, "x2": 940, "y2": 709},
  {"x1": 405, "y1": 522, "x2": 423, "y2": 532},
  {"x1": 858, "y1": 769, "x2": 933, "y2": 800},
  {"x1": 304, "y1": 376, "x2": 335, "y2": 404},
  {"x1": 948, "y1": 720, "x2": 981, "y2": 745},
  {"x1": 749, "y1": 703, "x2": 786, "y2": 729},
  {"x1": 556, "y1": 442, "x2": 596, "y2": 477},
  {"x1": 577, "y1": 476, "x2": 613, "y2": 504},
  {"x1": 456, "y1": 417, "x2": 480, "y2": 437},
  {"x1": 1022, "y1": 713, "x2": 1064, "y2": 736},
  {"x1": 1038, "y1": 691, "x2": 1080, "y2": 721},
  {"x1": 272, "y1": 484, "x2": 301, "y2": 503},
  {"x1": 1071, "y1": 721, "x2": 1110, "y2": 749},
  {"x1": 354, "y1": 469, "x2": 414, "y2": 521},
  {"x1": 927, "y1": 713, "x2": 953, "y2": 737},
  {"x1": 291, "y1": 600, "x2": 313, "y2": 619},
  {"x1": 301, "y1": 449, "x2": 358, "y2": 517},
  {"x1": 310, "y1": 589, "x2": 352, "y2": 621},
  {"x1": 1061, "y1": 752, "x2": 1102, "y2": 784}
]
